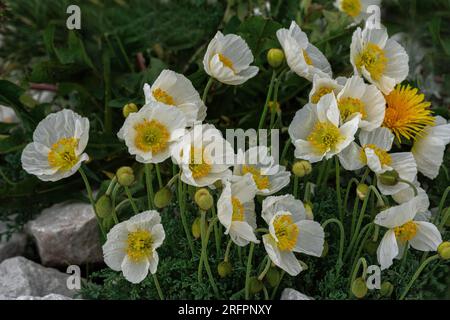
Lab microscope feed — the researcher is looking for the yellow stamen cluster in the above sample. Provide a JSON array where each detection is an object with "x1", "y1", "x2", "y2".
[
  {"x1": 355, "y1": 43, "x2": 387, "y2": 81},
  {"x1": 338, "y1": 97, "x2": 366, "y2": 121},
  {"x1": 307, "y1": 121, "x2": 344, "y2": 155},
  {"x1": 47, "y1": 137, "x2": 79, "y2": 171},
  {"x1": 231, "y1": 197, "x2": 245, "y2": 222},
  {"x1": 134, "y1": 119, "x2": 170, "y2": 153},
  {"x1": 394, "y1": 220, "x2": 418, "y2": 243},
  {"x1": 273, "y1": 215, "x2": 299, "y2": 251},
  {"x1": 311, "y1": 86, "x2": 334, "y2": 104},
  {"x1": 302, "y1": 49, "x2": 313, "y2": 66},
  {"x1": 152, "y1": 88, "x2": 175, "y2": 106},
  {"x1": 341, "y1": 0, "x2": 362, "y2": 17},
  {"x1": 383, "y1": 85, "x2": 434, "y2": 141},
  {"x1": 218, "y1": 53, "x2": 235, "y2": 73},
  {"x1": 189, "y1": 147, "x2": 212, "y2": 179},
  {"x1": 241, "y1": 165, "x2": 270, "y2": 190},
  {"x1": 359, "y1": 144, "x2": 392, "y2": 166},
  {"x1": 126, "y1": 229, "x2": 153, "y2": 262}
]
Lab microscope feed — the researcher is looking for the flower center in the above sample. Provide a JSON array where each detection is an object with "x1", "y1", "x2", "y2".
[
  {"x1": 338, "y1": 97, "x2": 366, "y2": 121},
  {"x1": 341, "y1": 0, "x2": 362, "y2": 17},
  {"x1": 189, "y1": 147, "x2": 212, "y2": 179},
  {"x1": 355, "y1": 43, "x2": 387, "y2": 81},
  {"x1": 311, "y1": 86, "x2": 334, "y2": 104},
  {"x1": 394, "y1": 220, "x2": 417, "y2": 243},
  {"x1": 273, "y1": 214, "x2": 299, "y2": 251},
  {"x1": 47, "y1": 137, "x2": 79, "y2": 171},
  {"x1": 231, "y1": 196, "x2": 245, "y2": 222},
  {"x1": 383, "y1": 85, "x2": 434, "y2": 141},
  {"x1": 152, "y1": 88, "x2": 175, "y2": 106},
  {"x1": 359, "y1": 144, "x2": 392, "y2": 166},
  {"x1": 134, "y1": 119, "x2": 170, "y2": 154},
  {"x1": 302, "y1": 49, "x2": 313, "y2": 66},
  {"x1": 126, "y1": 229, "x2": 153, "y2": 262},
  {"x1": 218, "y1": 53, "x2": 235, "y2": 72},
  {"x1": 241, "y1": 165, "x2": 270, "y2": 190},
  {"x1": 307, "y1": 121, "x2": 344, "y2": 155}
]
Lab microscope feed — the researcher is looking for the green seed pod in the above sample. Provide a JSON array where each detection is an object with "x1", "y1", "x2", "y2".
[
  {"x1": 356, "y1": 183, "x2": 369, "y2": 200},
  {"x1": 321, "y1": 240, "x2": 329, "y2": 257},
  {"x1": 264, "y1": 267, "x2": 280, "y2": 288},
  {"x1": 292, "y1": 160, "x2": 312, "y2": 178},
  {"x1": 438, "y1": 241, "x2": 450, "y2": 260},
  {"x1": 194, "y1": 188, "x2": 214, "y2": 211},
  {"x1": 351, "y1": 277, "x2": 368, "y2": 299},
  {"x1": 122, "y1": 103, "x2": 138, "y2": 118},
  {"x1": 267, "y1": 48, "x2": 285, "y2": 68},
  {"x1": 249, "y1": 277, "x2": 264, "y2": 294},
  {"x1": 154, "y1": 187, "x2": 172, "y2": 209},
  {"x1": 378, "y1": 170, "x2": 400, "y2": 186},
  {"x1": 116, "y1": 166, "x2": 135, "y2": 187},
  {"x1": 95, "y1": 195, "x2": 112, "y2": 218},
  {"x1": 217, "y1": 261, "x2": 233, "y2": 278},
  {"x1": 380, "y1": 281, "x2": 394, "y2": 298}
]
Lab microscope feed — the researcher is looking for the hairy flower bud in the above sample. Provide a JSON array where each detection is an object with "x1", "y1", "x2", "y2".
[
  {"x1": 122, "y1": 103, "x2": 138, "y2": 118},
  {"x1": 116, "y1": 166, "x2": 135, "y2": 186},
  {"x1": 154, "y1": 187, "x2": 172, "y2": 209},
  {"x1": 292, "y1": 160, "x2": 312, "y2": 178},
  {"x1": 194, "y1": 188, "x2": 214, "y2": 211},
  {"x1": 95, "y1": 195, "x2": 112, "y2": 218},
  {"x1": 351, "y1": 277, "x2": 368, "y2": 299},
  {"x1": 217, "y1": 261, "x2": 233, "y2": 278},
  {"x1": 378, "y1": 170, "x2": 400, "y2": 186},
  {"x1": 191, "y1": 217, "x2": 202, "y2": 239},
  {"x1": 356, "y1": 183, "x2": 369, "y2": 200},
  {"x1": 380, "y1": 281, "x2": 394, "y2": 297},
  {"x1": 438, "y1": 242, "x2": 450, "y2": 260},
  {"x1": 267, "y1": 48, "x2": 285, "y2": 68},
  {"x1": 249, "y1": 277, "x2": 264, "y2": 294},
  {"x1": 264, "y1": 267, "x2": 280, "y2": 288}
]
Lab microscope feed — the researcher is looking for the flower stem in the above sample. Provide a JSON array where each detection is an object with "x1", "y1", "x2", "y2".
[
  {"x1": 244, "y1": 242, "x2": 256, "y2": 300},
  {"x1": 224, "y1": 239, "x2": 233, "y2": 262},
  {"x1": 211, "y1": 204, "x2": 221, "y2": 258},
  {"x1": 199, "y1": 212, "x2": 220, "y2": 298},
  {"x1": 178, "y1": 176, "x2": 195, "y2": 258},
  {"x1": 293, "y1": 175, "x2": 299, "y2": 199},
  {"x1": 270, "y1": 270, "x2": 285, "y2": 299},
  {"x1": 348, "y1": 257, "x2": 367, "y2": 297},
  {"x1": 258, "y1": 70, "x2": 277, "y2": 130},
  {"x1": 202, "y1": 77, "x2": 214, "y2": 103},
  {"x1": 257, "y1": 257, "x2": 272, "y2": 281},
  {"x1": 78, "y1": 167, "x2": 106, "y2": 240},
  {"x1": 435, "y1": 186, "x2": 450, "y2": 224},
  {"x1": 322, "y1": 218, "x2": 345, "y2": 265},
  {"x1": 144, "y1": 164, "x2": 154, "y2": 210},
  {"x1": 398, "y1": 178, "x2": 418, "y2": 197},
  {"x1": 152, "y1": 273, "x2": 164, "y2": 300},
  {"x1": 155, "y1": 163, "x2": 164, "y2": 189},
  {"x1": 110, "y1": 183, "x2": 121, "y2": 224},
  {"x1": 335, "y1": 157, "x2": 343, "y2": 221},
  {"x1": 280, "y1": 138, "x2": 291, "y2": 164},
  {"x1": 399, "y1": 254, "x2": 440, "y2": 300},
  {"x1": 124, "y1": 186, "x2": 139, "y2": 214}
]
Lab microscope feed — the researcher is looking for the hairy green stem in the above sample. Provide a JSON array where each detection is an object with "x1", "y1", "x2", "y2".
[
  {"x1": 244, "y1": 242, "x2": 256, "y2": 300},
  {"x1": 258, "y1": 70, "x2": 277, "y2": 130}
]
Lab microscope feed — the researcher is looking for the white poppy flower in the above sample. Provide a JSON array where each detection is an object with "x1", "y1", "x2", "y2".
[
  {"x1": 309, "y1": 75, "x2": 344, "y2": 105},
  {"x1": 412, "y1": 116, "x2": 450, "y2": 179},
  {"x1": 375, "y1": 197, "x2": 442, "y2": 270},
  {"x1": 203, "y1": 31, "x2": 259, "y2": 85},
  {"x1": 233, "y1": 146, "x2": 291, "y2": 196},
  {"x1": 0, "y1": 105, "x2": 19, "y2": 123},
  {"x1": 102, "y1": 211, "x2": 165, "y2": 284},
  {"x1": 118, "y1": 101, "x2": 187, "y2": 164},
  {"x1": 276, "y1": 21, "x2": 332, "y2": 81},
  {"x1": 392, "y1": 180, "x2": 431, "y2": 222},
  {"x1": 261, "y1": 195, "x2": 324, "y2": 276},
  {"x1": 143, "y1": 69, "x2": 206, "y2": 126},
  {"x1": 21, "y1": 109, "x2": 89, "y2": 182},
  {"x1": 334, "y1": 0, "x2": 381, "y2": 23},
  {"x1": 336, "y1": 75, "x2": 385, "y2": 131},
  {"x1": 350, "y1": 25, "x2": 409, "y2": 94},
  {"x1": 172, "y1": 123, "x2": 234, "y2": 187},
  {"x1": 217, "y1": 174, "x2": 259, "y2": 246},
  {"x1": 288, "y1": 93, "x2": 360, "y2": 163}
]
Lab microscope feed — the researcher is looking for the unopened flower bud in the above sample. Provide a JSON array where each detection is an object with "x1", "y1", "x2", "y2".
[
  {"x1": 268, "y1": 101, "x2": 281, "y2": 113},
  {"x1": 380, "y1": 281, "x2": 394, "y2": 297},
  {"x1": 267, "y1": 48, "x2": 285, "y2": 68},
  {"x1": 292, "y1": 160, "x2": 312, "y2": 178},
  {"x1": 356, "y1": 183, "x2": 369, "y2": 200},
  {"x1": 95, "y1": 195, "x2": 112, "y2": 218},
  {"x1": 351, "y1": 277, "x2": 368, "y2": 299},
  {"x1": 154, "y1": 187, "x2": 172, "y2": 209},
  {"x1": 321, "y1": 240, "x2": 329, "y2": 257},
  {"x1": 217, "y1": 261, "x2": 233, "y2": 278},
  {"x1": 264, "y1": 267, "x2": 280, "y2": 288},
  {"x1": 194, "y1": 188, "x2": 214, "y2": 211},
  {"x1": 364, "y1": 239, "x2": 378, "y2": 255},
  {"x1": 122, "y1": 103, "x2": 138, "y2": 118},
  {"x1": 438, "y1": 242, "x2": 450, "y2": 260},
  {"x1": 304, "y1": 202, "x2": 314, "y2": 220},
  {"x1": 249, "y1": 277, "x2": 264, "y2": 294},
  {"x1": 191, "y1": 217, "x2": 202, "y2": 239},
  {"x1": 116, "y1": 166, "x2": 135, "y2": 186},
  {"x1": 102, "y1": 215, "x2": 115, "y2": 230},
  {"x1": 378, "y1": 170, "x2": 400, "y2": 186}
]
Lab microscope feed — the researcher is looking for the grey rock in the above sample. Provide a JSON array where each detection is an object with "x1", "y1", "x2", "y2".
[
  {"x1": 0, "y1": 220, "x2": 27, "y2": 262},
  {"x1": 26, "y1": 202, "x2": 102, "y2": 266},
  {"x1": 280, "y1": 288, "x2": 313, "y2": 300},
  {"x1": 16, "y1": 294, "x2": 74, "y2": 300},
  {"x1": 0, "y1": 256, "x2": 77, "y2": 298}
]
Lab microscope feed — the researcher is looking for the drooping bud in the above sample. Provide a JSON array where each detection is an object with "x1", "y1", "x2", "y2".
[
  {"x1": 122, "y1": 103, "x2": 138, "y2": 118},
  {"x1": 380, "y1": 281, "x2": 394, "y2": 297},
  {"x1": 194, "y1": 188, "x2": 214, "y2": 211},
  {"x1": 351, "y1": 277, "x2": 368, "y2": 299},
  {"x1": 154, "y1": 187, "x2": 172, "y2": 209},
  {"x1": 264, "y1": 267, "x2": 280, "y2": 288},
  {"x1": 116, "y1": 166, "x2": 135, "y2": 186},
  {"x1": 217, "y1": 261, "x2": 233, "y2": 278},
  {"x1": 292, "y1": 160, "x2": 312, "y2": 178},
  {"x1": 304, "y1": 202, "x2": 314, "y2": 220},
  {"x1": 95, "y1": 195, "x2": 112, "y2": 218},
  {"x1": 191, "y1": 217, "x2": 202, "y2": 239},
  {"x1": 438, "y1": 242, "x2": 450, "y2": 260},
  {"x1": 267, "y1": 48, "x2": 285, "y2": 68},
  {"x1": 356, "y1": 183, "x2": 369, "y2": 200},
  {"x1": 378, "y1": 170, "x2": 400, "y2": 186},
  {"x1": 249, "y1": 277, "x2": 264, "y2": 294}
]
